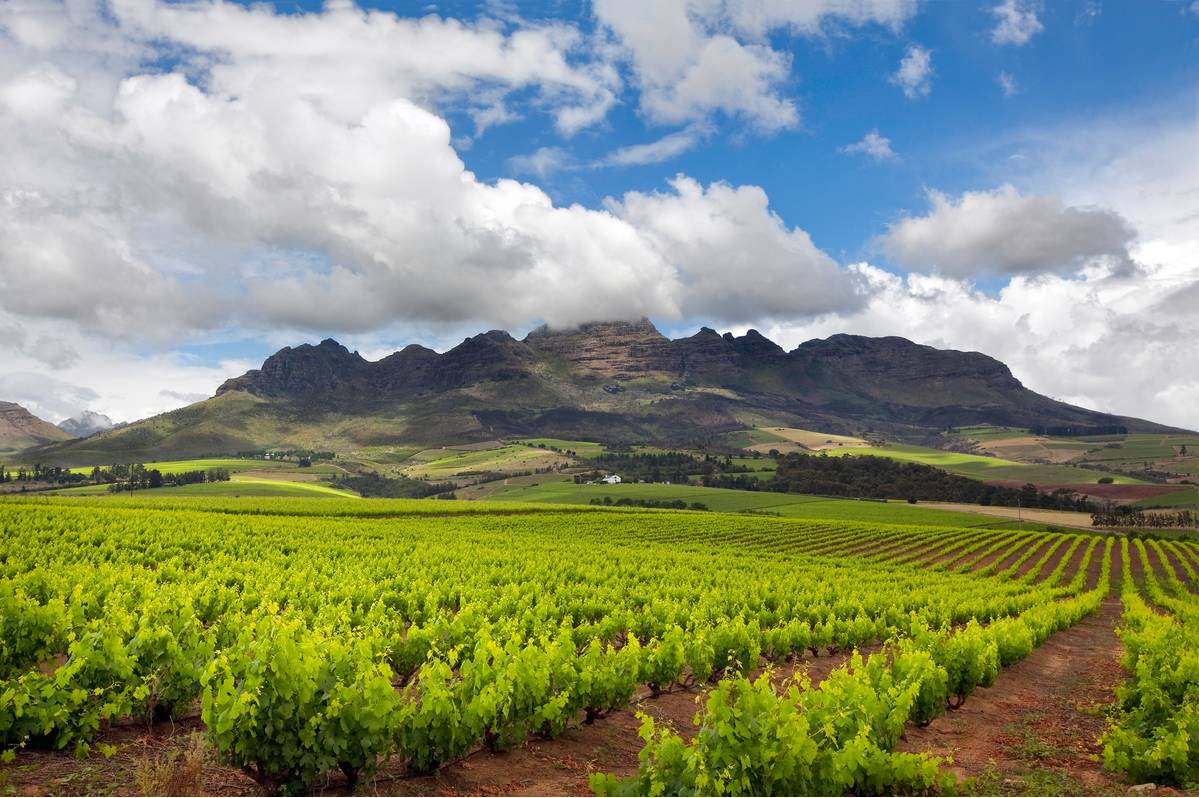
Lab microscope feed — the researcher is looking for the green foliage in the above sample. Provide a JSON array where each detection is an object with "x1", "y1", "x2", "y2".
[
  {"x1": 0, "y1": 495, "x2": 1124, "y2": 794},
  {"x1": 1102, "y1": 538, "x2": 1199, "y2": 786},
  {"x1": 201, "y1": 615, "x2": 400, "y2": 792}
]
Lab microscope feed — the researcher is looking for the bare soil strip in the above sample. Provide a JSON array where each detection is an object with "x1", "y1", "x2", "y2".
[
  {"x1": 992, "y1": 536, "x2": 1050, "y2": 575},
  {"x1": 1016, "y1": 536, "x2": 1064, "y2": 575},
  {"x1": 962, "y1": 537, "x2": 1031, "y2": 574},
  {"x1": 898, "y1": 597, "x2": 1130, "y2": 796},
  {"x1": 1037, "y1": 538, "x2": 1087, "y2": 586}
]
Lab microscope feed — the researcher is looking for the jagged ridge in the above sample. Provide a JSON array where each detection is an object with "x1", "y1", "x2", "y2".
[{"x1": 28, "y1": 319, "x2": 1184, "y2": 464}]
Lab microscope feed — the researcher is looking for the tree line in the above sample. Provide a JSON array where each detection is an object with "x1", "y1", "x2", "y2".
[
  {"x1": 332, "y1": 472, "x2": 457, "y2": 499},
  {"x1": 1091, "y1": 507, "x2": 1195, "y2": 529},
  {"x1": 702, "y1": 452, "x2": 1099, "y2": 512},
  {"x1": 1029, "y1": 424, "x2": 1127, "y2": 437},
  {"x1": 0, "y1": 464, "x2": 89, "y2": 486},
  {"x1": 105, "y1": 464, "x2": 232, "y2": 492}
]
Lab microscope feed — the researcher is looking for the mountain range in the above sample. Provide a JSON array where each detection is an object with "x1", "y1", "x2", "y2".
[{"x1": 23, "y1": 320, "x2": 1183, "y2": 466}]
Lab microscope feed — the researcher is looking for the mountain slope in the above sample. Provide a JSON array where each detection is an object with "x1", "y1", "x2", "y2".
[
  {"x1": 28, "y1": 321, "x2": 1185, "y2": 465},
  {"x1": 0, "y1": 402, "x2": 74, "y2": 454}
]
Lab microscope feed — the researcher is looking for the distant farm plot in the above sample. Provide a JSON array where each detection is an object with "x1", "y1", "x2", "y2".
[
  {"x1": 1132, "y1": 485, "x2": 1199, "y2": 509},
  {"x1": 511, "y1": 438, "x2": 607, "y2": 457},
  {"x1": 484, "y1": 478, "x2": 1055, "y2": 529},
  {"x1": 950, "y1": 424, "x2": 1031, "y2": 442},
  {"x1": 50, "y1": 476, "x2": 358, "y2": 499},
  {"x1": 403, "y1": 444, "x2": 568, "y2": 478},
  {"x1": 826, "y1": 443, "x2": 1143, "y2": 486},
  {"x1": 960, "y1": 429, "x2": 1199, "y2": 480},
  {"x1": 720, "y1": 428, "x2": 790, "y2": 448},
  {"x1": 65, "y1": 452, "x2": 302, "y2": 472},
  {"x1": 760, "y1": 427, "x2": 869, "y2": 449}
]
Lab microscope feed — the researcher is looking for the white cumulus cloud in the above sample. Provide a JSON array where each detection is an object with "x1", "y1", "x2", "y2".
[
  {"x1": 839, "y1": 129, "x2": 898, "y2": 162},
  {"x1": 878, "y1": 185, "x2": 1136, "y2": 278},
  {"x1": 991, "y1": 0, "x2": 1044, "y2": 46},
  {"x1": 891, "y1": 45, "x2": 933, "y2": 98},
  {"x1": 610, "y1": 176, "x2": 865, "y2": 322},
  {"x1": 592, "y1": 0, "x2": 917, "y2": 131}
]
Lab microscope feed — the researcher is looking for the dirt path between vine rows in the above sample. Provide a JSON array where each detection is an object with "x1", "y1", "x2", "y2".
[{"x1": 897, "y1": 595, "x2": 1144, "y2": 796}]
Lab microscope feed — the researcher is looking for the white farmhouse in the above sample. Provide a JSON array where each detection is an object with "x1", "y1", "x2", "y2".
[{"x1": 600, "y1": 474, "x2": 622, "y2": 484}]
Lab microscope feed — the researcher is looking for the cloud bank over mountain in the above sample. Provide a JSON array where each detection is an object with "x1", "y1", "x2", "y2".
[{"x1": 0, "y1": 0, "x2": 1194, "y2": 429}]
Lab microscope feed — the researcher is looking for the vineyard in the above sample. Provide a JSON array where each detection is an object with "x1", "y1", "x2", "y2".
[{"x1": 1, "y1": 495, "x2": 1197, "y2": 795}]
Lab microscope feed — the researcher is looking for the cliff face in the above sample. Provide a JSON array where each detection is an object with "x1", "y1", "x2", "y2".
[
  {"x1": 0, "y1": 401, "x2": 73, "y2": 452},
  {"x1": 524, "y1": 319, "x2": 673, "y2": 379},
  {"x1": 217, "y1": 339, "x2": 368, "y2": 398}
]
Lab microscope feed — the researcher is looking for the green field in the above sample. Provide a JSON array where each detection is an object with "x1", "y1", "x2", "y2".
[
  {"x1": 48, "y1": 475, "x2": 359, "y2": 499},
  {"x1": 949, "y1": 425, "x2": 1032, "y2": 442},
  {"x1": 485, "y1": 478, "x2": 1057, "y2": 529},
  {"x1": 827, "y1": 442, "x2": 1143, "y2": 485},
  {"x1": 403, "y1": 444, "x2": 566, "y2": 478},
  {"x1": 511, "y1": 437, "x2": 608, "y2": 457},
  {"x1": 64, "y1": 457, "x2": 328, "y2": 476},
  {"x1": 719, "y1": 428, "x2": 790, "y2": 448},
  {"x1": 3, "y1": 491, "x2": 1175, "y2": 794}
]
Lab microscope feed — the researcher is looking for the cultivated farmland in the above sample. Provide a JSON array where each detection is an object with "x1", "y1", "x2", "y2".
[{"x1": 0, "y1": 495, "x2": 1194, "y2": 796}]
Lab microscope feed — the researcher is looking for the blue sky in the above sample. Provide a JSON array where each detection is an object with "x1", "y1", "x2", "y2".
[
  {"x1": 466, "y1": 0, "x2": 1196, "y2": 263},
  {"x1": 0, "y1": 0, "x2": 1196, "y2": 427}
]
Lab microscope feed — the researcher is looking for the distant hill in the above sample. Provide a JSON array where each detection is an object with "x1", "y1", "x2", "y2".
[
  {"x1": 57, "y1": 410, "x2": 115, "y2": 438},
  {"x1": 0, "y1": 402, "x2": 73, "y2": 455},
  {"x1": 28, "y1": 320, "x2": 1186, "y2": 465}
]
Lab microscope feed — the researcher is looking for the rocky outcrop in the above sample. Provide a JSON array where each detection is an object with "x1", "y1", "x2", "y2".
[
  {"x1": 524, "y1": 319, "x2": 672, "y2": 379},
  {"x1": 217, "y1": 339, "x2": 369, "y2": 397},
  {"x1": 0, "y1": 402, "x2": 73, "y2": 451}
]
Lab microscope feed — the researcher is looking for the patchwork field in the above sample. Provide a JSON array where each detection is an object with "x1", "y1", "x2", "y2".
[
  {"x1": 481, "y1": 477, "x2": 1060, "y2": 529},
  {"x1": 64, "y1": 457, "x2": 327, "y2": 476},
  {"x1": 825, "y1": 442, "x2": 1144, "y2": 486},
  {"x1": 48, "y1": 475, "x2": 358, "y2": 499},
  {"x1": 401, "y1": 443, "x2": 569, "y2": 478},
  {"x1": 1, "y1": 494, "x2": 1194, "y2": 796},
  {"x1": 959, "y1": 428, "x2": 1199, "y2": 481}
]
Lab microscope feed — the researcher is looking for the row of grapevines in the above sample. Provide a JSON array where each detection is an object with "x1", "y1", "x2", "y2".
[
  {"x1": 1102, "y1": 538, "x2": 1199, "y2": 786},
  {"x1": 594, "y1": 539, "x2": 1113, "y2": 796}
]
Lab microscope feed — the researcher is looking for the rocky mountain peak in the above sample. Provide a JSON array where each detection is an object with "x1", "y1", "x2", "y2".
[
  {"x1": 216, "y1": 338, "x2": 368, "y2": 397},
  {"x1": 58, "y1": 410, "x2": 115, "y2": 438}
]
